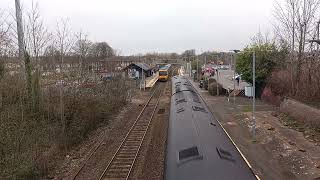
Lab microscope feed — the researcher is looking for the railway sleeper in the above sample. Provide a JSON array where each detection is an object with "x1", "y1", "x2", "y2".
[
  {"x1": 124, "y1": 141, "x2": 140, "y2": 144},
  {"x1": 125, "y1": 139, "x2": 141, "y2": 142},
  {"x1": 118, "y1": 150, "x2": 138, "y2": 154},
  {"x1": 135, "y1": 121, "x2": 149, "y2": 125},
  {"x1": 121, "y1": 147, "x2": 138, "y2": 150},
  {"x1": 133, "y1": 126, "x2": 148, "y2": 130},
  {"x1": 132, "y1": 128, "x2": 147, "y2": 131},
  {"x1": 127, "y1": 135, "x2": 143, "y2": 139},
  {"x1": 126, "y1": 138, "x2": 142, "y2": 141},
  {"x1": 130, "y1": 131, "x2": 145, "y2": 133},
  {"x1": 115, "y1": 157, "x2": 135, "y2": 160},
  {"x1": 103, "y1": 178, "x2": 126, "y2": 180},
  {"x1": 107, "y1": 168, "x2": 130, "y2": 172},
  {"x1": 110, "y1": 164, "x2": 132, "y2": 169},
  {"x1": 119, "y1": 149, "x2": 137, "y2": 153},
  {"x1": 116, "y1": 154, "x2": 135, "y2": 158},
  {"x1": 133, "y1": 124, "x2": 148, "y2": 128},
  {"x1": 131, "y1": 128, "x2": 146, "y2": 131},
  {"x1": 112, "y1": 161, "x2": 132, "y2": 165},
  {"x1": 122, "y1": 145, "x2": 139, "y2": 148},
  {"x1": 104, "y1": 172, "x2": 128, "y2": 177},
  {"x1": 127, "y1": 137, "x2": 142, "y2": 140}
]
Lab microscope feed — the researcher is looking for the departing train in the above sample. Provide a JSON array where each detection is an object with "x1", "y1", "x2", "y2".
[
  {"x1": 158, "y1": 64, "x2": 171, "y2": 81},
  {"x1": 165, "y1": 76, "x2": 258, "y2": 180}
]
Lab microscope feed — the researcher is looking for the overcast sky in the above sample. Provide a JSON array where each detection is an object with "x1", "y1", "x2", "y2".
[{"x1": 1, "y1": 0, "x2": 274, "y2": 55}]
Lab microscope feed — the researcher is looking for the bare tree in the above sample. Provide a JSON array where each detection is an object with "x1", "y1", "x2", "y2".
[
  {"x1": 73, "y1": 30, "x2": 91, "y2": 58},
  {"x1": 25, "y1": 1, "x2": 51, "y2": 65},
  {"x1": 55, "y1": 18, "x2": 74, "y2": 70},
  {"x1": 274, "y1": 0, "x2": 320, "y2": 94},
  {"x1": 73, "y1": 30, "x2": 92, "y2": 81},
  {"x1": 0, "y1": 10, "x2": 14, "y2": 57},
  {"x1": 54, "y1": 18, "x2": 74, "y2": 149}
]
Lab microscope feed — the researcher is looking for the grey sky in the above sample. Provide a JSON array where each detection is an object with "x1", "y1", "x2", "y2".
[{"x1": 1, "y1": 0, "x2": 274, "y2": 55}]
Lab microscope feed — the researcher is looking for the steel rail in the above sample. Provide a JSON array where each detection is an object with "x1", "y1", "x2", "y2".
[
  {"x1": 98, "y1": 83, "x2": 164, "y2": 180},
  {"x1": 72, "y1": 84, "x2": 160, "y2": 180}
]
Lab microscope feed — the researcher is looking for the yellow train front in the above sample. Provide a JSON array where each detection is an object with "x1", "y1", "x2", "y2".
[{"x1": 158, "y1": 64, "x2": 171, "y2": 82}]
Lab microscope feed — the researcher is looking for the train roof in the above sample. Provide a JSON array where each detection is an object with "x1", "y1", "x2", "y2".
[
  {"x1": 159, "y1": 64, "x2": 171, "y2": 70},
  {"x1": 166, "y1": 76, "x2": 257, "y2": 180}
]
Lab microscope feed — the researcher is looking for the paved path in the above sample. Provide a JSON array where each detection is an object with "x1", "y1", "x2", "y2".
[{"x1": 213, "y1": 70, "x2": 249, "y2": 90}]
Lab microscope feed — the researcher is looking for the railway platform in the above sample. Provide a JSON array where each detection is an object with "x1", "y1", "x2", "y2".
[{"x1": 145, "y1": 72, "x2": 159, "y2": 88}]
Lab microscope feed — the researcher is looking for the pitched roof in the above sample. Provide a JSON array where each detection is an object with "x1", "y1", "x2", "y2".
[
  {"x1": 135, "y1": 63, "x2": 151, "y2": 71},
  {"x1": 124, "y1": 63, "x2": 152, "y2": 71}
]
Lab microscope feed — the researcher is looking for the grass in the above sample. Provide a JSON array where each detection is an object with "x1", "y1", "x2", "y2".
[{"x1": 242, "y1": 105, "x2": 252, "y2": 112}]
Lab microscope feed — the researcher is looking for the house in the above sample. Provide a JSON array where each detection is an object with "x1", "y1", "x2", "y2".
[{"x1": 124, "y1": 63, "x2": 156, "y2": 79}]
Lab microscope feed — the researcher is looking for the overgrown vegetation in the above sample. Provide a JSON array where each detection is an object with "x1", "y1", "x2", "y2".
[
  {"x1": 0, "y1": 71, "x2": 132, "y2": 179},
  {"x1": 236, "y1": 37, "x2": 287, "y2": 95},
  {"x1": 0, "y1": 2, "x2": 132, "y2": 179},
  {"x1": 268, "y1": 0, "x2": 320, "y2": 101},
  {"x1": 235, "y1": 0, "x2": 320, "y2": 102}
]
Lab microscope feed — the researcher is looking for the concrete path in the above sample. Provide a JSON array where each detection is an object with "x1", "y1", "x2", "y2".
[{"x1": 213, "y1": 69, "x2": 250, "y2": 90}]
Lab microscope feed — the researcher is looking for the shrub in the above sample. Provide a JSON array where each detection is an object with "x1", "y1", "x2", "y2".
[
  {"x1": 0, "y1": 72, "x2": 133, "y2": 179},
  {"x1": 208, "y1": 78, "x2": 225, "y2": 96}
]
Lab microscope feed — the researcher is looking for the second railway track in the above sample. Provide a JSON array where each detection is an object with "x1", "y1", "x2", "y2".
[{"x1": 72, "y1": 82, "x2": 165, "y2": 180}]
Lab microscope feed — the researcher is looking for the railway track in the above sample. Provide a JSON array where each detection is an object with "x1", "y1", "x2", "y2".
[{"x1": 72, "y1": 82, "x2": 165, "y2": 180}]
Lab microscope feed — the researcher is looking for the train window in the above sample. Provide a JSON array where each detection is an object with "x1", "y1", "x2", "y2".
[
  {"x1": 192, "y1": 106, "x2": 207, "y2": 113},
  {"x1": 175, "y1": 98, "x2": 187, "y2": 105},
  {"x1": 159, "y1": 71, "x2": 167, "y2": 76},
  {"x1": 175, "y1": 86, "x2": 181, "y2": 92},
  {"x1": 216, "y1": 147, "x2": 235, "y2": 162},
  {"x1": 178, "y1": 146, "x2": 203, "y2": 165},
  {"x1": 193, "y1": 96, "x2": 201, "y2": 103},
  {"x1": 210, "y1": 122, "x2": 217, "y2": 126},
  {"x1": 176, "y1": 107, "x2": 185, "y2": 113}
]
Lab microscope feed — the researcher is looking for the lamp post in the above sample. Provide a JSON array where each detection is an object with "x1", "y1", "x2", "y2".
[
  {"x1": 230, "y1": 49, "x2": 256, "y2": 140},
  {"x1": 197, "y1": 58, "x2": 199, "y2": 81},
  {"x1": 230, "y1": 50, "x2": 240, "y2": 104},
  {"x1": 252, "y1": 51, "x2": 256, "y2": 139}
]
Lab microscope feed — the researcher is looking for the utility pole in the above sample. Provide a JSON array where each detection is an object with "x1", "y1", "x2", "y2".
[
  {"x1": 292, "y1": 3, "x2": 295, "y2": 53},
  {"x1": 216, "y1": 69, "x2": 219, "y2": 96},
  {"x1": 252, "y1": 51, "x2": 256, "y2": 140},
  {"x1": 204, "y1": 54, "x2": 207, "y2": 65},
  {"x1": 15, "y1": 0, "x2": 24, "y2": 59},
  {"x1": 317, "y1": 20, "x2": 320, "y2": 51},
  {"x1": 196, "y1": 58, "x2": 199, "y2": 81},
  {"x1": 15, "y1": 0, "x2": 32, "y2": 99},
  {"x1": 233, "y1": 54, "x2": 236, "y2": 104}
]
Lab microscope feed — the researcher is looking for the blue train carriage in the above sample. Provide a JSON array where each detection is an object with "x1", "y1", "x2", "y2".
[
  {"x1": 165, "y1": 75, "x2": 257, "y2": 180},
  {"x1": 158, "y1": 64, "x2": 171, "y2": 82}
]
